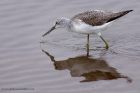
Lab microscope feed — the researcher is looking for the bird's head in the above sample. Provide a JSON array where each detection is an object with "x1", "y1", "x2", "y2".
[{"x1": 42, "y1": 17, "x2": 70, "y2": 37}]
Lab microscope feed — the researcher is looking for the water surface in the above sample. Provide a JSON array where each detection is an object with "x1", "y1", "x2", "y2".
[{"x1": 0, "y1": 0, "x2": 140, "y2": 93}]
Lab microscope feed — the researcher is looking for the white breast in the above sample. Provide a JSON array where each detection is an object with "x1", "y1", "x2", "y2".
[{"x1": 70, "y1": 20, "x2": 112, "y2": 34}]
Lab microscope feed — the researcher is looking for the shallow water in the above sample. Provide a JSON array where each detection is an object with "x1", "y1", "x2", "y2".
[{"x1": 0, "y1": 0, "x2": 140, "y2": 93}]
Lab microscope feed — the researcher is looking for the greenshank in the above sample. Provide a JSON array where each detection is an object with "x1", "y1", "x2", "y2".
[{"x1": 42, "y1": 10, "x2": 133, "y2": 56}]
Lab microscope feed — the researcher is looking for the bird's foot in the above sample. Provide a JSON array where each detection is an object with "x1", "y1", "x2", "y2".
[{"x1": 105, "y1": 45, "x2": 109, "y2": 50}]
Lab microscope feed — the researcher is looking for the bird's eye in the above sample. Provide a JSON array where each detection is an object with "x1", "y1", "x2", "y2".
[{"x1": 56, "y1": 22, "x2": 59, "y2": 25}]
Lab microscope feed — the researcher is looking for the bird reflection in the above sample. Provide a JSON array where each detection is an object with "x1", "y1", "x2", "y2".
[{"x1": 42, "y1": 49, "x2": 132, "y2": 82}]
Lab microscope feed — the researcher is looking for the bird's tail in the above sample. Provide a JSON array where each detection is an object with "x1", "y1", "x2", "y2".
[{"x1": 107, "y1": 10, "x2": 133, "y2": 22}]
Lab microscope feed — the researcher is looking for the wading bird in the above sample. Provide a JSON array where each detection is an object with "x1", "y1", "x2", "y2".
[{"x1": 42, "y1": 10, "x2": 133, "y2": 56}]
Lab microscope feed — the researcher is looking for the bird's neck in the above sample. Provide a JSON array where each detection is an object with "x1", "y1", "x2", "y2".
[{"x1": 64, "y1": 18, "x2": 72, "y2": 28}]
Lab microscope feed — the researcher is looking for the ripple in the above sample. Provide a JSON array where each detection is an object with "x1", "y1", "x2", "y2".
[{"x1": 0, "y1": 0, "x2": 140, "y2": 93}]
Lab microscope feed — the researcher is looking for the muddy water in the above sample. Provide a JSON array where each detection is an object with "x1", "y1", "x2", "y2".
[{"x1": 0, "y1": 0, "x2": 140, "y2": 93}]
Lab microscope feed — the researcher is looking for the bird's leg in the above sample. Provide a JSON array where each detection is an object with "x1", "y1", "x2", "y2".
[
  {"x1": 86, "y1": 34, "x2": 90, "y2": 56},
  {"x1": 97, "y1": 32, "x2": 109, "y2": 49},
  {"x1": 100, "y1": 36, "x2": 109, "y2": 49}
]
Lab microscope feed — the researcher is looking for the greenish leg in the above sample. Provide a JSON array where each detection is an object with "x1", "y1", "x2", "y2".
[
  {"x1": 98, "y1": 32, "x2": 109, "y2": 49},
  {"x1": 87, "y1": 34, "x2": 90, "y2": 56},
  {"x1": 99, "y1": 35, "x2": 109, "y2": 49}
]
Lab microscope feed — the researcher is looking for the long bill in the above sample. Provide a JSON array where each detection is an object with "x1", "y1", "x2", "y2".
[{"x1": 42, "y1": 25, "x2": 56, "y2": 37}]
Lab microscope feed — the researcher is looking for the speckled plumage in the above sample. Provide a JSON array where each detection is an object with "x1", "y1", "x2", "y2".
[{"x1": 71, "y1": 10, "x2": 133, "y2": 26}]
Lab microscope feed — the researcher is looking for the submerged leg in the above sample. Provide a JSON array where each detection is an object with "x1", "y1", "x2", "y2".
[
  {"x1": 87, "y1": 34, "x2": 90, "y2": 56},
  {"x1": 97, "y1": 32, "x2": 109, "y2": 49}
]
